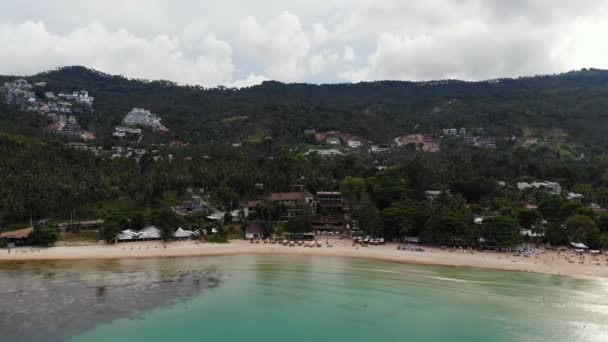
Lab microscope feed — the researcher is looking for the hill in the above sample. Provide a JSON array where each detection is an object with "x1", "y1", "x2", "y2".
[{"x1": 3, "y1": 66, "x2": 608, "y2": 147}]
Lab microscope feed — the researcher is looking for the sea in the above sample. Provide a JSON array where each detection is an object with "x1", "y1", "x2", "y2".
[{"x1": 1, "y1": 255, "x2": 607, "y2": 341}]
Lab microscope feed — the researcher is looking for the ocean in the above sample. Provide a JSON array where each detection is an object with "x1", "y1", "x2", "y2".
[{"x1": 1, "y1": 255, "x2": 607, "y2": 341}]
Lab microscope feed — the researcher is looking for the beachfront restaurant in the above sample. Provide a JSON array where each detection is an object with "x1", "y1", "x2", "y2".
[{"x1": 0, "y1": 227, "x2": 33, "y2": 247}]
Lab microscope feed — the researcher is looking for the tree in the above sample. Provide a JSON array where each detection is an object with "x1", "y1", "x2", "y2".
[
  {"x1": 595, "y1": 213, "x2": 608, "y2": 233},
  {"x1": 153, "y1": 208, "x2": 183, "y2": 241},
  {"x1": 421, "y1": 194, "x2": 476, "y2": 245},
  {"x1": 101, "y1": 209, "x2": 128, "y2": 243},
  {"x1": 517, "y1": 209, "x2": 540, "y2": 229},
  {"x1": 538, "y1": 195, "x2": 564, "y2": 223},
  {"x1": 339, "y1": 176, "x2": 367, "y2": 208},
  {"x1": 30, "y1": 225, "x2": 59, "y2": 246},
  {"x1": 129, "y1": 212, "x2": 145, "y2": 230},
  {"x1": 564, "y1": 214, "x2": 600, "y2": 246},
  {"x1": 381, "y1": 200, "x2": 429, "y2": 239},
  {"x1": 481, "y1": 216, "x2": 521, "y2": 248},
  {"x1": 353, "y1": 199, "x2": 382, "y2": 237},
  {"x1": 545, "y1": 222, "x2": 568, "y2": 246}
]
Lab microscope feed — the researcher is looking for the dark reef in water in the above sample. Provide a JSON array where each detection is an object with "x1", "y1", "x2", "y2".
[{"x1": 0, "y1": 261, "x2": 222, "y2": 342}]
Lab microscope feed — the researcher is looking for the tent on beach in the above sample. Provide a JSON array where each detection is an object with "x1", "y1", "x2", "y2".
[
  {"x1": 116, "y1": 226, "x2": 161, "y2": 242},
  {"x1": 117, "y1": 229, "x2": 139, "y2": 241},
  {"x1": 174, "y1": 227, "x2": 194, "y2": 240},
  {"x1": 139, "y1": 226, "x2": 161, "y2": 240},
  {"x1": 570, "y1": 242, "x2": 589, "y2": 250}
]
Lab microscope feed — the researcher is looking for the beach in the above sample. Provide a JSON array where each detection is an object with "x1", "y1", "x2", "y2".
[{"x1": 1, "y1": 239, "x2": 607, "y2": 278}]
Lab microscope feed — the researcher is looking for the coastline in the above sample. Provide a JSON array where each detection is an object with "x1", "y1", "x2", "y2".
[{"x1": 2, "y1": 239, "x2": 607, "y2": 279}]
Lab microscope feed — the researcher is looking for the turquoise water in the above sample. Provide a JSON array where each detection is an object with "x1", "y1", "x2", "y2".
[{"x1": 1, "y1": 255, "x2": 608, "y2": 341}]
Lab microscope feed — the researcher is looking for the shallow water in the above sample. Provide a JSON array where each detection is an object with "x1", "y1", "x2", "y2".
[{"x1": 1, "y1": 255, "x2": 607, "y2": 341}]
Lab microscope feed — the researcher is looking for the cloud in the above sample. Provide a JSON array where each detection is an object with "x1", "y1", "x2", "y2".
[
  {"x1": 0, "y1": 20, "x2": 236, "y2": 87},
  {"x1": 343, "y1": 46, "x2": 356, "y2": 63},
  {"x1": 237, "y1": 11, "x2": 338, "y2": 81},
  {"x1": 2, "y1": 1, "x2": 608, "y2": 84},
  {"x1": 339, "y1": 0, "x2": 608, "y2": 82},
  {"x1": 227, "y1": 73, "x2": 269, "y2": 88}
]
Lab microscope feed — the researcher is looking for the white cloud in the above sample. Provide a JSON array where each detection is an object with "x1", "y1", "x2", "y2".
[
  {"x1": 227, "y1": 73, "x2": 269, "y2": 88},
  {"x1": 238, "y1": 12, "x2": 312, "y2": 81},
  {"x1": 0, "y1": 20, "x2": 236, "y2": 86},
  {"x1": 2, "y1": 1, "x2": 608, "y2": 84},
  {"x1": 343, "y1": 46, "x2": 356, "y2": 63},
  {"x1": 237, "y1": 11, "x2": 339, "y2": 81},
  {"x1": 309, "y1": 51, "x2": 339, "y2": 75},
  {"x1": 339, "y1": 1, "x2": 608, "y2": 82}
]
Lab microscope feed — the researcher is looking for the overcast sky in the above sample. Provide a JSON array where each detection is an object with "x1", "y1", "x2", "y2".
[{"x1": 1, "y1": 0, "x2": 607, "y2": 87}]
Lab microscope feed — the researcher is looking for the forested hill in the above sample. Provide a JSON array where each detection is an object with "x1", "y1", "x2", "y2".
[{"x1": 4, "y1": 66, "x2": 608, "y2": 145}]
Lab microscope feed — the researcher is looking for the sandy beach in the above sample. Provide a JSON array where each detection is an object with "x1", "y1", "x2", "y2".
[{"x1": 2, "y1": 239, "x2": 608, "y2": 278}]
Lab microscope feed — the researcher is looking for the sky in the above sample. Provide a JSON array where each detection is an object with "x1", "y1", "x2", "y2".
[{"x1": 1, "y1": 0, "x2": 608, "y2": 87}]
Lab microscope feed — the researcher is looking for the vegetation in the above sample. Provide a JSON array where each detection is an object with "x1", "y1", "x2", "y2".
[
  {"x1": 30, "y1": 225, "x2": 59, "y2": 246},
  {"x1": 3, "y1": 66, "x2": 608, "y2": 249}
]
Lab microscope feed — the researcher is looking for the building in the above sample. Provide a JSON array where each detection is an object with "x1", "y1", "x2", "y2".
[
  {"x1": 370, "y1": 145, "x2": 389, "y2": 153},
  {"x1": 245, "y1": 220, "x2": 266, "y2": 240},
  {"x1": 518, "y1": 181, "x2": 562, "y2": 195},
  {"x1": 425, "y1": 190, "x2": 448, "y2": 201},
  {"x1": 567, "y1": 192, "x2": 584, "y2": 200},
  {"x1": 312, "y1": 191, "x2": 345, "y2": 234},
  {"x1": 463, "y1": 135, "x2": 477, "y2": 145},
  {"x1": 245, "y1": 192, "x2": 314, "y2": 221},
  {"x1": 326, "y1": 137, "x2": 341, "y2": 145},
  {"x1": 315, "y1": 192, "x2": 343, "y2": 213},
  {"x1": 122, "y1": 108, "x2": 166, "y2": 130},
  {"x1": 0, "y1": 228, "x2": 33, "y2": 247},
  {"x1": 347, "y1": 140, "x2": 362, "y2": 148}
]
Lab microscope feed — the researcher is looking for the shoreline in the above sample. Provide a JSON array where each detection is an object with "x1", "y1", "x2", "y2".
[{"x1": 2, "y1": 239, "x2": 607, "y2": 279}]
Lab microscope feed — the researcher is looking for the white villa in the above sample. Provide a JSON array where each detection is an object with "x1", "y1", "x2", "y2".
[
  {"x1": 123, "y1": 108, "x2": 166, "y2": 130},
  {"x1": 347, "y1": 140, "x2": 362, "y2": 148}
]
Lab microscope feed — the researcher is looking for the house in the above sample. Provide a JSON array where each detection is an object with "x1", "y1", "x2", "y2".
[
  {"x1": 476, "y1": 138, "x2": 496, "y2": 149},
  {"x1": 543, "y1": 182, "x2": 562, "y2": 195},
  {"x1": 0, "y1": 228, "x2": 33, "y2": 247},
  {"x1": 370, "y1": 145, "x2": 389, "y2": 153},
  {"x1": 243, "y1": 200, "x2": 260, "y2": 218},
  {"x1": 463, "y1": 135, "x2": 477, "y2": 145},
  {"x1": 326, "y1": 137, "x2": 341, "y2": 145},
  {"x1": 425, "y1": 190, "x2": 448, "y2": 201},
  {"x1": 66, "y1": 142, "x2": 87, "y2": 151},
  {"x1": 347, "y1": 140, "x2": 362, "y2": 148},
  {"x1": 307, "y1": 149, "x2": 343, "y2": 157},
  {"x1": 567, "y1": 192, "x2": 584, "y2": 200},
  {"x1": 270, "y1": 192, "x2": 314, "y2": 206},
  {"x1": 246, "y1": 220, "x2": 266, "y2": 240}
]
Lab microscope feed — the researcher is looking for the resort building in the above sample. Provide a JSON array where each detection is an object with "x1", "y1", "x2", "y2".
[
  {"x1": 311, "y1": 191, "x2": 345, "y2": 234},
  {"x1": 122, "y1": 108, "x2": 166, "y2": 130},
  {"x1": 347, "y1": 140, "x2": 362, "y2": 148},
  {"x1": 326, "y1": 137, "x2": 341, "y2": 145}
]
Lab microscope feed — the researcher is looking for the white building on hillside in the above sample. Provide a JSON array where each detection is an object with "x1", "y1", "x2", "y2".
[{"x1": 123, "y1": 108, "x2": 166, "y2": 130}]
